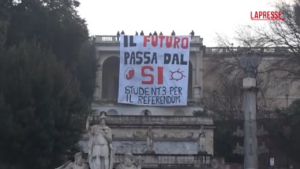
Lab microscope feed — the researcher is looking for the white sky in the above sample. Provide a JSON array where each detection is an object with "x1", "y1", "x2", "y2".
[{"x1": 78, "y1": 0, "x2": 291, "y2": 47}]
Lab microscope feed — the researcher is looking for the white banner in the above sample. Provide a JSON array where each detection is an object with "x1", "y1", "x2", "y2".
[{"x1": 118, "y1": 35, "x2": 190, "y2": 106}]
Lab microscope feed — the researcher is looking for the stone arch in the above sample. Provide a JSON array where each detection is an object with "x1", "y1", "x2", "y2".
[
  {"x1": 174, "y1": 110, "x2": 185, "y2": 116},
  {"x1": 102, "y1": 56, "x2": 120, "y2": 99},
  {"x1": 140, "y1": 109, "x2": 152, "y2": 116},
  {"x1": 100, "y1": 55, "x2": 119, "y2": 66},
  {"x1": 107, "y1": 109, "x2": 118, "y2": 115},
  {"x1": 188, "y1": 60, "x2": 193, "y2": 99}
]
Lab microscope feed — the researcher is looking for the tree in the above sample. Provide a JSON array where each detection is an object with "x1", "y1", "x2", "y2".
[
  {"x1": 202, "y1": 73, "x2": 276, "y2": 164},
  {"x1": 193, "y1": 109, "x2": 209, "y2": 116},
  {"x1": 75, "y1": 41, "x2": 98, "y2": 101},
  {"x1": 214, "y1": 0, "x2": 300, "y2": 85},
  {"x1": 204, "y1": 0, "x2": 300, "y2": 164},
  {"x1": 0, "y1": 41, "x2": 89, "y2": 169},
  {"x1": 203, "y1": 75, "x2": 243, "y2": 120},
  {"x1": 271, "y1": 99, "x2": 300, "y2": 162},
  {"x1": 0, "y1": 0, "x2": 98, "y2": 100}
]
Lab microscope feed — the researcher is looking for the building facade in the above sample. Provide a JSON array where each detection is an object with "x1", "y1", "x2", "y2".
[
  {"x1": 92, "y1": 35, "x2": 205, "y2": 116},
  {"x1": 92, "y1": 35, "x2": 299, "y2": 116}
]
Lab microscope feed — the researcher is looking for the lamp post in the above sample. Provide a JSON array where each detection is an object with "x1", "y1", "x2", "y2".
[
  {"x1": 285, "y1": 94, "x2": 289, "y2": 108},
  {"x1": 212, "y1": 90, "x2": 217, "y2": 118}
]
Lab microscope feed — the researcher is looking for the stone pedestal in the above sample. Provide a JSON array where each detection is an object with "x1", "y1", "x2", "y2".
[
  {"x1": 197, "y1": 151, "x2": 208, "y2": 155},
  {"x1": 145, "y1": 150, "x2": 156, "y2": 154}
]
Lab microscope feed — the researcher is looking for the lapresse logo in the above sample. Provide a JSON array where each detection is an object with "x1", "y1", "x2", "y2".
[{"x1": 251, "y1": 11, "x2": 284, "y2": 21}]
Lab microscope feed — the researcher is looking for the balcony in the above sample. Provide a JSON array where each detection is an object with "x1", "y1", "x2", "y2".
[{"x1": 94, "y1": 35, "x2": 203, "y2": 44}]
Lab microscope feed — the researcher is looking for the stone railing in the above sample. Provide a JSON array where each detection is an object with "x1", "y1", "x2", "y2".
[
  {"x1": 93, "y1": 98, "x2": 203, "y2": 106},
  {"x1": 113, "y1": 154, "x2": 212, "y2": 167},
  {"x1": 90, "y1": 115, "x2": 213, "y2": 126},
  {"x1": 232, "y1": 113, "x2": 280, "y2": 119},
  {"x1": 94, "y1": 35, "x2": 203, "y2": 44},
  {"x1": 205, "y1": 47, "x2": 291, "y2": 56}
]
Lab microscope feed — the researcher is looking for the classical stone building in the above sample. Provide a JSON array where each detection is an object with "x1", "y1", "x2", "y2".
[
  {"x1": 203, "y1": 47, "x2": 300, "y2": 109},
  {"x1": 92, "y1": 35, "x2": 299, "y2": 115},
  {"x1": 92, "y1": 35, "x2": 204, "y2": 116},
  {"x1": 77, "y1": 113, "x2": 222, "y2": 169},
  {"x1": 73, "y1": 35, "x2": 300, "y2": 169}
]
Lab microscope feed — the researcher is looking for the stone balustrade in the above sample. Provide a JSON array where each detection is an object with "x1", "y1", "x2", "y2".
[
  {"x1": 205, "y1": 47, "x2": 291, "y2": 56},
  {"x1": 94, "y1": 35, "x2": 203, "y2": 44},
  {"x1": 90, "y1": 115, "x2": 214, "y2": 126},
  {"x1": 113, "y1": 154, "x2": 212, "y2": 167},
  {"x1": 233, "y1": 113, "x2": 280, "y2": 119},
  {"x1": 93, "y1": 98, "x2": 203, "y2": 106}
]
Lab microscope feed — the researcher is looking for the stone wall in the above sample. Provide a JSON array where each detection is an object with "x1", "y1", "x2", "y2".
[{"x1": 81, "y1": 115, "x2": 215, "y2": 155}]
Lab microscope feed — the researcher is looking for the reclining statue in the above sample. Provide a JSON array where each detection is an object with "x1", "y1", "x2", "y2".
[{"x1": 55, "y1": 152, "x2": 88, "y2": 169}]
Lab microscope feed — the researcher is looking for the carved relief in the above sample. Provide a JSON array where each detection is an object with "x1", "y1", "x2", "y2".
[
  {"x1": 113, "y1": 129, "x2": 201, "y2": 139},
  {"x1": 113, "y1": 141, "x2": 197, "y2": 154},
  {"x1": 115, "y1": 153, "x2": 142, "y2": 169},
  {"x1": 113, "y1": 141, "x2": 147, "y2": 154}
]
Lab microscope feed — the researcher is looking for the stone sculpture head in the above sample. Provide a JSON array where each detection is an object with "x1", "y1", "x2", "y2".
[
  {"x1": 99, "y1": 113, "x2": 107, "y2": 126},
  {"x1": 74, "y1": 152, "x2": 83, "y2": 165},
  {"x1": 124, "y1": 153, "x2": 133, "y2": 167}
]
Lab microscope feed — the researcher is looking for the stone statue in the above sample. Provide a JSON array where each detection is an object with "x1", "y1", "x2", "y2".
[
  {"x1": 116, "y1": 153, "x2": 142, "y2": 169},
  {"x1": 233, "y1": 126, "x2": 245, "y2": 137},
  {"x1": 146, "y1": 127, "x2": 155, "y2": 153},
  {"x1": 198, "y1": 125, "x2": 206, "y2": 153},
  {"x1": 257, "y1": 142, "x2": 269, "y2": 155},
  {"x1": 88, "y1": 113, "x2": 114, "y2": 169},
  {"x1": 233, "y1": 142, "x2": 245, "y2": 155},
  {"x1": 240, "y1": 52, "x2": 259, "y2": 78},
  {"x1": 256, "y1": 125, "x2": 268, "y2": 136},
  {"x1": 55, "y1": 152, "x2": 88, "y2": 169}
]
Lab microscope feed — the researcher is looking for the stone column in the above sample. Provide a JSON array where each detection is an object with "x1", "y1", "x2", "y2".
[
  {"x1": 195, "y1": 52, "x2": 201, "y2": 85},
  {"x1": 196, "y1": 50, "x2": 204, "y2": 99},
  {"x1": 243, "y1": 77, "x2": 258, "y2": 169},
  {"x1": 93, "y1": 66, "x2": 103, "y2": 101}
]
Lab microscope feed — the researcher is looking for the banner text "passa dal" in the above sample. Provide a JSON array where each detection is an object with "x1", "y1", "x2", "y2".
[{"x1": 123, "y1": 36, "x2": 189, "y2": 65}]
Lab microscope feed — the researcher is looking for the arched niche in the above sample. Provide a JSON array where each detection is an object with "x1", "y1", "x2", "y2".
[
  {"x1": 140, "y1": 109, "x2": 152, "y2": 116},
  {"x1": 102, "y1": 56, "x2": 120, "y2": 99},
  {"x1": 174, "y1": 110, "x2": 185, "y2": 116},
  {"x1": 107, "y1": 109, "x2": 118, "y2": 115}
]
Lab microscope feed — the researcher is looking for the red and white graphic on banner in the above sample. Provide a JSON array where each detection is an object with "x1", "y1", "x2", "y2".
[{"x1": 118, "y1": 35, "x2": 190, "y2": 106}]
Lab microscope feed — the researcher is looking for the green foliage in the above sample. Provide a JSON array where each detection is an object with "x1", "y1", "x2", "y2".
[
  {"x1": 0, "y1": 0, "x2": 96, "y2": 168},
  {"x1": 269, "y1": 99, "x2": 300, "y2": 162},
  {"x1": 75, "y1": 41, "x2": 99, "y2": 101},
  {"x1": 0, "y1": 41, "x2": 88, "y2": 169},
  {"x1": 213, "y1": 120, "x2": 243, "y2": 163},
  {"x1": 193, "y1": 109, "x2": 208, "y2": 116},
  {"x1": 1, "y1": 0, "x2": 97, "y2": 100}
]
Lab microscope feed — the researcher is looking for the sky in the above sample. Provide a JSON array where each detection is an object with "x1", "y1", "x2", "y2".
[{"x1": 78, "y1": 0, "x2": 291, "y2": 47}]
